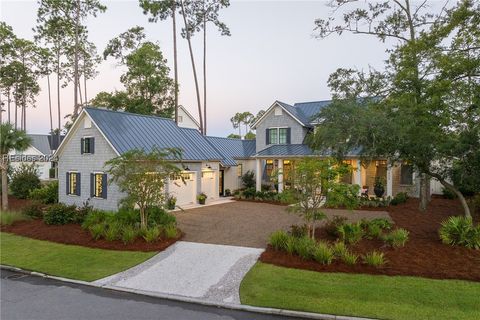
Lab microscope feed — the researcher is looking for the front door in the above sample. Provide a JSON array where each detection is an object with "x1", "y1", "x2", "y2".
[{"x1": 219, "y1": 170, "x2": 224, "y2": 196}]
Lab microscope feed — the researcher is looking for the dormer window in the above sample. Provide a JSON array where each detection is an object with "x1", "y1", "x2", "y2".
[{"x1": 267, "y1": 127, "x2": 290, "y2": 145}]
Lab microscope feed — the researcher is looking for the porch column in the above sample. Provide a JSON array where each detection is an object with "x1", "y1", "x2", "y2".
[
  {"x1": 387, "y1": 163, "x2": 393, "y2": 197},
  {"x1": 256, "y1": 159, "x2": 262, "y2": 191},
  {"x1": 356, "y1": 159, "x2": 362, "y2": 196},
  {"x1": 278, "y1": 159, "x2": 284, "y2": 193}
]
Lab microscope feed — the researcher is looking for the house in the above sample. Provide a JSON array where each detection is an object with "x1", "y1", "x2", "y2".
[
  {"x1": 177, "y1": 106, "x2": 201, "y2": 130},
  {"x1": 9, "y1": 134, "x2": 62, "y2": 180},
  {"x1": 55, "y1": 107, "x2": 256, "y2": 211},
  {"x1": 250, "y1": 100, "x2": 422, "y2": 197}
]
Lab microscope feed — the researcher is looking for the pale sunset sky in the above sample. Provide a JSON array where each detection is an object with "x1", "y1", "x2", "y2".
[{"x1": 1, "y1": 0, "x2": 442, "y2": 137}]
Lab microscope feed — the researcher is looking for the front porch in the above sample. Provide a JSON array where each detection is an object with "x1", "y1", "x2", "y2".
[{"x1": 255, "y1": 157, "x2": 394, "y2": 197}]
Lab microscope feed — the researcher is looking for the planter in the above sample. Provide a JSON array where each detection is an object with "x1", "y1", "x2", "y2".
[
  {"x1": 374, "y1": 186, "x2": 385, "y2": 198},
  {"x1": 198, "y1": 198, "x2": 206, "y2": 205}
]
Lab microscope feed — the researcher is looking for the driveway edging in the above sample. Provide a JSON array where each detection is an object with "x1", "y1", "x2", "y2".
[{"x1": 1, "y1": 264, "x2": 375, "y2": 320}]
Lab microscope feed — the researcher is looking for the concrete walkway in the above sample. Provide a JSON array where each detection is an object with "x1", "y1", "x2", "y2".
[{"x1": 95, "y1": 241, "x2": 263, "y2": 304}]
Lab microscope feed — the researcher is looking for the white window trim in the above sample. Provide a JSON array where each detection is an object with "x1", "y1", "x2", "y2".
[{"x1": 267, "y1": 127, "x2": 289, "y2": 145}]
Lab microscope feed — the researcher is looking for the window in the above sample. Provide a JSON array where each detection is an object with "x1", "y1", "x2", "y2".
[
  {"x1": 66, "y1": 172, "x2": 81, "y2": 196},
  {"x1": 84, "y1": 118, "x2": 92, "y2": 128},
  {"x1": 267, "y1": 128, "x2": 290, "y2": 145},
  {"x1": 91, "y1": 173, "x2": 107, "y2": 199},
  {"x1": 237, "y1": 164, "x2": 243, "y2": 177},
  {"x1": 81, "y1": 137, "x2": 95, "y2": 154},
  {"x1": 274, "y1": 106, "x2": 283, "y2": 116},
  {"x1": 279, "y1": 128, "x2": 288, "y2": 144},
  {"x1": 400, "y1": 164, "x2": 413, "y2": 185}
]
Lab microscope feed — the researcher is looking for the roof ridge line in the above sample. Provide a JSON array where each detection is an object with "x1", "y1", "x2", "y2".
[{"x1": 84, "y1": 106, "x2": 175, "y2": 122}]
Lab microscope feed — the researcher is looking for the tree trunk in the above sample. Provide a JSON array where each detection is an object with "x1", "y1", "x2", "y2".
[
  {"x1": 73, "y1": 0, "x2": 80, "y2": 117},
  {"x1": 172, "y1": 2, "x2": 179, "y2": 124},
  {"x1": 427, "y1": 171, "x2": 471, "y2": 218},
  {"x1": 140, "y1": 206, "x2": 147, "y2": 229},
  {"x1": 1, "y1": 162, "x2": 8, "y2": 211},
  {"x1": 180, "y1": 0, "x2": 203, "y2": 135},
  {"x1": 7, "y1": 90, "x2": 11, "y2": 124},
  {"x1": 57, "y1": 50, "x2": 61, "y2": 141},
  {"x1": 203, "y1": 14, "x2": 207, "y2": 134},
  {"x1": 78, "y1": 81, "x2": 83, "y2": 106},
  {"x1": 419, "y1": 173, "x2": 428, "y2": 211},
  {"x1": 47, "y1": 74, "x2": 53, "y2": 134},
  {"x1": 84, "y1": 54, "x2": 88, "y2": 104}
]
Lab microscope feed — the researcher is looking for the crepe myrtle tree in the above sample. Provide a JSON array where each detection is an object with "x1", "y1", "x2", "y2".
[
  {"x1": 280, "y1": 158, "x2": 359, "y2": 239},
  {"x1": 105, "y1": 147, "x2": 182, "y2": 229}
]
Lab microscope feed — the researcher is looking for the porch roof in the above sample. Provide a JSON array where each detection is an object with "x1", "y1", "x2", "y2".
[{"x1": 254, "y1": 144, "x2": 363, "y2": 158}]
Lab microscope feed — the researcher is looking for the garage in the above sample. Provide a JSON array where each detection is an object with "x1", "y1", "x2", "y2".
[{"x1": 168, "y1": 172, "x2": 197, "y2": 206}]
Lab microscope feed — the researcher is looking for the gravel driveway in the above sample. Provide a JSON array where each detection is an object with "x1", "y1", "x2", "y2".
[{"x1": 175, "y1": 201, "x2": 390, "y2": 248}]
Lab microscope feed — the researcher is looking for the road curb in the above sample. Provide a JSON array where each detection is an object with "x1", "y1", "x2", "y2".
[{"x1": 1, "y1": 264, "x2": 375, "y2": 320}]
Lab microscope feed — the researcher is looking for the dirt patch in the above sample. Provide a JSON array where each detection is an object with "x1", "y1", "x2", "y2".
[
  {"x1": 1, "y1": 219, "x2": 182, "y2": 252},
  {"x1": 260, "y1": 198, "x2": 480, "y2": 282}
]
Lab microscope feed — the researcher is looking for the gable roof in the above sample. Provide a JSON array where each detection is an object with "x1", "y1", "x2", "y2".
[
  {"x1": 251, "y1": 99, "x2": 333, "y2": 128},
  {"x1": 84, "y1": 107, "x2": 222, "y2": 162},
  {"x1": 205, "y1": 136, "x2": 256, "y2": 166},
  {"x1": 27, "y1": 134, "x2": 52, "y2": 155},
  {"x1": 178, "y1": 105, "x2": 200, "y2": 128},
  {"x1": 254, "y1": 143, "x2": 362, "y2": 158}
]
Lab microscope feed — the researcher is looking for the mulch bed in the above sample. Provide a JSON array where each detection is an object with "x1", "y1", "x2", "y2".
[
  {"x1": 235, "y1": 198, "x2": 289, "y2": 206},
  {"x1": 6, "y1": 196, "x2": 32, "y2": 211},
  {"x1": 260, "y1": 198, "x2": 480, "y2": 282},
  {"x1": 1, "y1": 219, "x2": 182, "y2": 252}
]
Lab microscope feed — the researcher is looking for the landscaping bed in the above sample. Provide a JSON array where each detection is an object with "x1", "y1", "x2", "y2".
[
  {"x1": 1, "y1": 219, "x2": 182, "y2": 252},
  {"x1": 260, "y1": 197, "x2": 480, "y2": 282}
]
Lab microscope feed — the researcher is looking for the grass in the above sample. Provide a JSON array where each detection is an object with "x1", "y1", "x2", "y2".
[
  {"x1": 240, "y1": 263, "x2": 480, "y2": 320},
  {"x1": 0, "y1": 232, "x2": 156, "y2": 282},
  {"x1": 0, "y1": 211, "x2": 28, "y2": 225}
]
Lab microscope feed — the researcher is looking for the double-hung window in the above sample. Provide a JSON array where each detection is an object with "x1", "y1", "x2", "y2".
[
  {"x1": 267, "y1": 128, "x2": 290, "y2": 145},
  {"x1": 66, "y1": 172, "x2": 81, "y2": 196},
  {"x1": 400, "y1": 164, "x2": 413, "y2": 185},
  {"x1": 237, "y1": 164, "x2": 243, "y2": 177},
  {"x1": 91, "y1": 173, "x2": 107, "y2": 199},
  {"x1": 279, "y1": 128, "x2": 288, "y2": 144},
  {"x1": 81, "y1": 137, "x2": 95, "y2": 154}
]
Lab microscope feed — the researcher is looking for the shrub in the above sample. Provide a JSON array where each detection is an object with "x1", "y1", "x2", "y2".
[
  {"x1": 90, "y1": 223, "x2": 105, "y2": 240},
  {"x1": 289, "y1": 224, "x2": 308, "y2": 238},
  {"x1": 278, "y1": 189, "x2": 298, "y2": 204},
  {"x1": 28, "y1": 181, "x2": 58, "y2": 204},
  {"x1": 361, "y1": 218, "x2": 393, "y2": 239},
  {"x1": 243, "y1": 187, "x2": 256, "y2": 199},
  {"x1": 224, "y1": 189, "x2": 231, "y2": 196},
  {"x1": 269, "y1": 230, "x2": 290, "y2": 251},
  {"x1": 10, "y1": 163, "x2": 41, "y2": 199},
  {"x1": 332, "y1": 241, "x2": 347, "y2": 257},
  {"x1": 363, "y1": 251, "x2": 386, "y2": 267},
  {"x1": 163, "y1": 224, "x2": 178, "y2": 238},
  {"x1": 324, "y1": 216, "x2": 348, "y2": 237},
  {"x1": 241, "y1": 170, "x2": 255, "y2": 189},
  {"x1": 143, "y1": 226, "x2": 161, "y2": 242},
  {"x1": 383, "y1": 228, "x2": 410, "y2": 248},
  {"x1": 148, "y1": 206, "x2": 176, "y2": 227},
  {"x1": 337, "y1": 222, "x2": 364, "y2": 244},
  {"x1": 285, "y1": 236, "x2": 296, "y2": 254},
  {"x1": 166, "y1": 195, "x2": 176, "y2": 210},
  {"x1": 390, "y1": 192, "x2": 408, "y2": 206},
  {"x1": 43, "y1": 203, "x2": 77, "y2": 225},
  {"x1": 122, "y1": 226, "x2": 137, "y2": 244},
  {"x1": 104, "y1": 223, "x2": 122, "y2": 241},
  {"x1": 0, "y1": 211, "x2": 28, "y2": 225},
  {"x1": 293, "y1": 236, "x2": 316, "y2": 260},
  {"x1": 313, "y1": 242, "x2": 334, "y2": 265},
  {"x1": 439, "y1": 216, "x2": 480, "y2": 249},
  {"x1": 82, "y1": 210, "x2": 111, "y2": 230},
  {"x1": 468, "y1": 194, "x2": 480, "y2": 216},
  {"x1": 442, "y1": 187, "x2": 457, "y2": 199},
  {"x1": 21, "y1": 201, "x2": 45, "y2": 218},
  {"x1": 342, "y1": 251, "x2": 359, "y2": 265}
]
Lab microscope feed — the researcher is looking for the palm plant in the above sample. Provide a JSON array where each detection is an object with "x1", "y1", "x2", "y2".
[{"x1": 0, "y1": 123, "x2": 31, "y2": 210}]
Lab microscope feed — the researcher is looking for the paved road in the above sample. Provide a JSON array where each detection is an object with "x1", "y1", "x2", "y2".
[{"x1": 1, "y1": 270, "x2": 300, "y2": 320}]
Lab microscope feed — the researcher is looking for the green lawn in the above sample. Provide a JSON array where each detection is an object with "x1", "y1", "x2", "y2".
[
  {"x1": 240, "y1": 262, "x2": 480, "y2": 320},
  {"x1": 0, "y1": 232, "x2": 156, "y2": 281}
]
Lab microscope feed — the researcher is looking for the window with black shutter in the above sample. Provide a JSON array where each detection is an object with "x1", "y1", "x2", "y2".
[
  {"x1": 91, "y1": 172, "x2": 107, "y2": 199},
  {"x1": 67, "y1": 172, "x2": 81, "y2": 196},
  {"x1": 81, "y1": 137, "x2": 95, "y2": 154}
]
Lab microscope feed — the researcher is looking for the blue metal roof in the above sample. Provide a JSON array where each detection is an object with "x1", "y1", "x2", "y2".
[
  {"x1": 293, "y1": 100, "x2": 332, "y2": 124},
  {"x1": 255, "y1": 144, "x2": 362, "y2": 158},
  {"x1": 205, "y1": 136, "x2": 256, "y2": 166},
  {"x1": 27, "y1": 134, "x2": 52, "y2": 155},
  {"x1": 85, "y1": 107, "x2": 222, "y2": 162}
]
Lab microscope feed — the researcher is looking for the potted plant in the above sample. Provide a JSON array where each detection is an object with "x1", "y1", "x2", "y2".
[
  {"x1": 374, "y1": 177, "x2": 385, "y2": 198},
  {"x1": 197, "y1": 192, "x2": 207, "y2": 205},
  {"x1": 166, "y1": 195, "x2": 176, "y2": 210},
  {"x1": 224, "y1": 189, "x2": 231, "y2": 197}
]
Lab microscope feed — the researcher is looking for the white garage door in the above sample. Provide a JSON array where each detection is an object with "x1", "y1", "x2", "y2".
[
  {"x1": 201, "y1": 170, "x2": 217, "y2": 202},
  {"x1": 168, "y1": 172, "x2": 196, "y2": 206}
]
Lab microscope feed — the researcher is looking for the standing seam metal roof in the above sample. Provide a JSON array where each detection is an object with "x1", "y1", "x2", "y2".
[
  {"x1": 27, "y1": 134, "x2": 52, "y2": 155},
  {"x1": 205, "y1": 136, "x2": 256, "y2": 166},
  {"x1": 85, "y1": 107, "x2": 222, "y2": 161}
]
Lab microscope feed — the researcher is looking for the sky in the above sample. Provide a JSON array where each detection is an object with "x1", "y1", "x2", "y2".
[{"x1": 0, "y1": 0, "x2": 399, "y2": 137}]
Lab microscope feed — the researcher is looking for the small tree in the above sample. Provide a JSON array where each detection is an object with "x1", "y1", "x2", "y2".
[
  {"x1": 287, "y1": 158, "x2": 359, "y2": 239},
  {"x1": 106, "y1": 148, "x2": 181, "y2": 229},
  {"x1": 10, "y1": 163, "x2": 41, "y2": 199},
  {"x1": 0, "y1": 123, "x2": 31, "y2": 210},
  {"x1": 241, "y1": 170, "x2": 255, "y2": 189}
]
